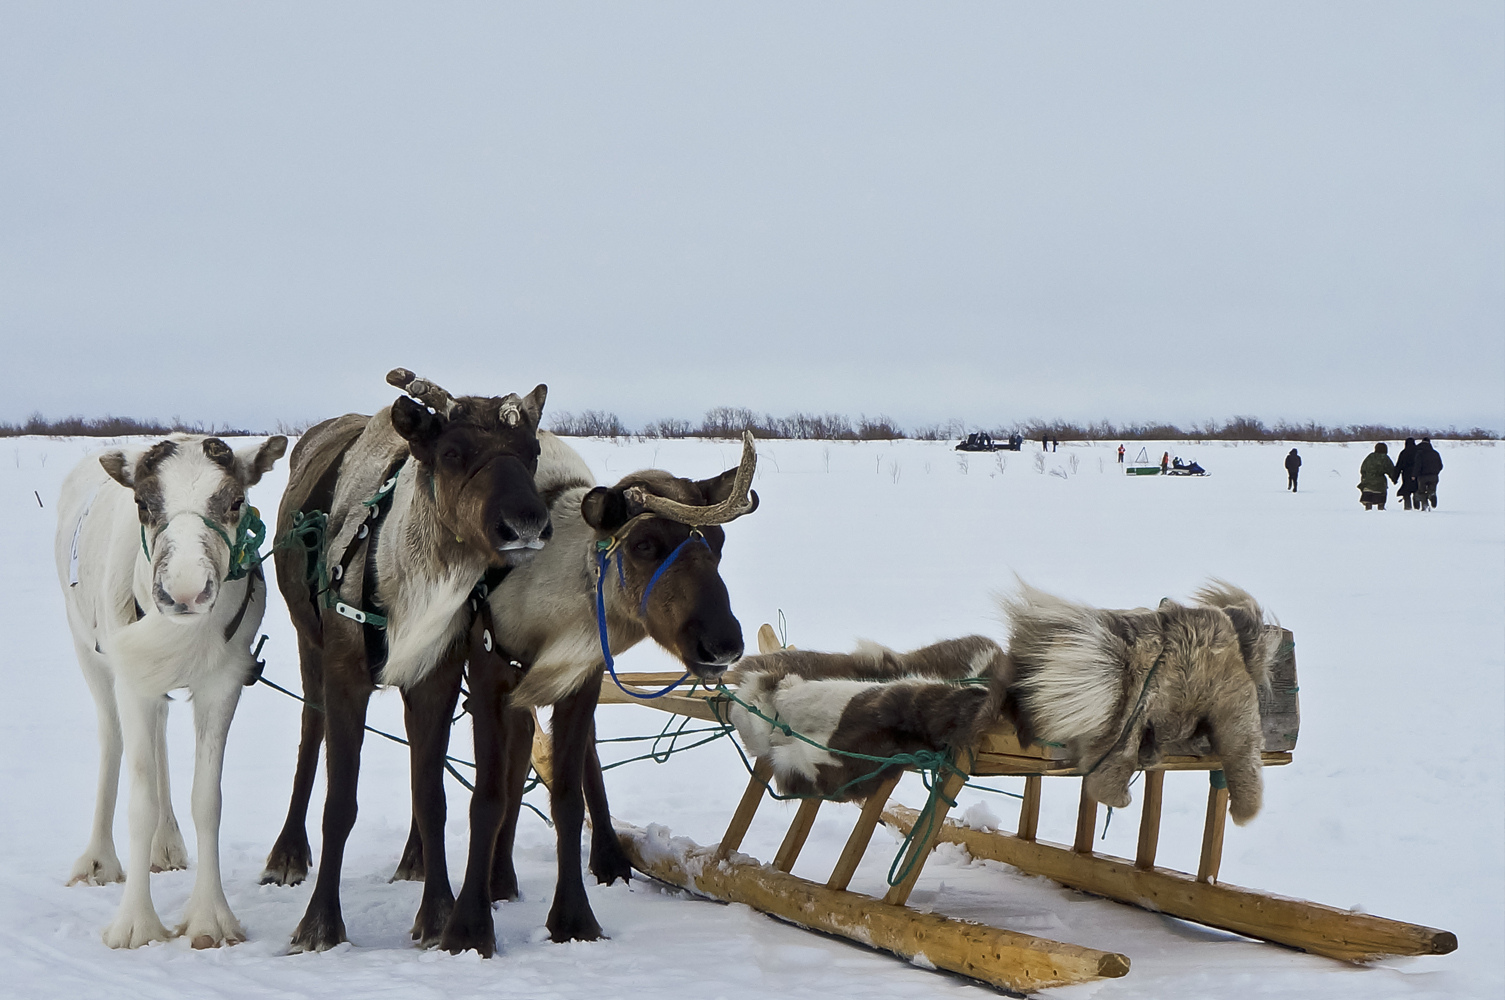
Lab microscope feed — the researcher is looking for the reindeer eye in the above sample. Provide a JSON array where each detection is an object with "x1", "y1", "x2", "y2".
[
  {"x1": 230, "y1": 497, "x2": 244, "y2": 512},
  {"x1": 441, "y1": 447, "x2": 462, "y2": 465},
  {"x1": 632, "y1": 539, "x2": 657, "y2": 558}
]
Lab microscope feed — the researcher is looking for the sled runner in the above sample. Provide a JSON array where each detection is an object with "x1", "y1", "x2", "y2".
[{"x1": 591, "y1": 623, "x2": 1456, "y2": 993}]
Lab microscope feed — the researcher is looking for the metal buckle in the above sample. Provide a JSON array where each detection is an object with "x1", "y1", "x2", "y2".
[{"x1": 335, "y1": 602, "x2": 367, "y2": 624}]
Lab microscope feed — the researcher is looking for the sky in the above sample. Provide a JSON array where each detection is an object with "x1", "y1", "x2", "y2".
[{"x1": 2, "y1": 2, "x2": 1501, "y2": 434}]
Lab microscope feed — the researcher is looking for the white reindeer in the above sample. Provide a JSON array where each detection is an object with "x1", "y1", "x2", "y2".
[{"x1": 54, "y1": 433, "x2": 286, "y2": 949}]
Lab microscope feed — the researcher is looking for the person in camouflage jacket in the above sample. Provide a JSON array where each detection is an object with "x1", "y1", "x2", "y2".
[{"x1": 1358, "y1": 442, "x2": 1398, "y2": 510}]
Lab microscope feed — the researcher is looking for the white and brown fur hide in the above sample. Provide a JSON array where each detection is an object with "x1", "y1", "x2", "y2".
[
  {"x1": 729, "y1": 637, "x2": 1011, "y2": 801},
  {"x1": 1002, "y1": 581, "x2": 1279, "y2": 824}
]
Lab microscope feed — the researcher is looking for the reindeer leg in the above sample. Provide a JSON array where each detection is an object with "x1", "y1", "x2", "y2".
[
  {"x1": 149, "y1": 695, "x2": 188, "y2": 873},
  {"x1": 441, "y1": 648, "x2": 513, "y2": 955},
  {"x1": 392, "y1": 818, "x2": 424, "y2": 882},
  {"x1": 546, "y1": 681, "x2": 605, "y2": 942},
  {"x1": 489, "y1": 705, "x2": 533, "y2": 902},
  {"x1": 262, "y1": 631, "x2": 324, "y2": 886},
  {"x1": 584, "y1": 722, "x2": 632, "y2": 886},
  {"x1": 289, "y1": 649, "x2": 370, "y2": 953},
  {"x1": 178, "y1": 673, "x2": 246, "y2": 948},
  {"x1": 102, "y1": 688, "x2": 171, "y2": 948},
  {"x1": 68, "y1": 642, "x2": 124, "y2": 886},
  {"x1": 404, "y1": 650, "x2": 463, "y2": 947}
]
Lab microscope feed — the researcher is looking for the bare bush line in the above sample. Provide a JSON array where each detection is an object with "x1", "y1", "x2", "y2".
[
  {"x1": 0, "y1": 413, "x2": 257, "y2": 438},
  {"x1": 549, "y1": 410, "x2": 1499, "y2": 442},
  {"x1": 5, "y1": 410, "x2": 1495, "y2": 442}
]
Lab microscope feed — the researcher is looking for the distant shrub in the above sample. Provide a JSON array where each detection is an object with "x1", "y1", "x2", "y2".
[
  {"x1": 550, "y1": 410, "x2": 628, "y2": 438},
  {"x1": 0, "y1": 412, "x2": 254, "y2": 438}
]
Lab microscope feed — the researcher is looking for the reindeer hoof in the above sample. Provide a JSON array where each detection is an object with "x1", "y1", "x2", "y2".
[
  {"x1": 589, "y1": 834, "x2": 634, "y2": 886},
  {"x1": 546, "y1": 906, "x2": 605, "y2": 943},
  {"x1": 289, "y1": 911, "x2": 346, "y2": 953},
  {"x1": 439, "y1": 903, "x2": 497, "y2": 957},
  {"x1": 260, "y1": 838, "x2": 311, "y2": 886}
]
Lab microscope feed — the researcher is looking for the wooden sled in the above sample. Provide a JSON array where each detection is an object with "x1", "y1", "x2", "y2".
[{"x1": 592, "y1": 625, "x2": 1456, "y2": 992}]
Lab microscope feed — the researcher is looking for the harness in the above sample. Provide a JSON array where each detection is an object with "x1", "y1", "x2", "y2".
[
  {"x1": 320, "y1": 458, "x2": 515, "y2": 683},
  {"x1": 593, "y1": 518, "x2": 711, "y2": 700},
  {"x1": 130, "y1": 502, "x2": 268, "y2": 644}
]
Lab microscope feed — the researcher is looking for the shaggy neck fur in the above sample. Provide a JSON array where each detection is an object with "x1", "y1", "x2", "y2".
[{"x1": 373, "y1": 463, "x2": 494, "y2": 690}]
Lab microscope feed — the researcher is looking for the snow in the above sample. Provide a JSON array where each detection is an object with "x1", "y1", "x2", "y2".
[{"x1": 2, "y1": 435, "x2": 1500, "y2": 998}]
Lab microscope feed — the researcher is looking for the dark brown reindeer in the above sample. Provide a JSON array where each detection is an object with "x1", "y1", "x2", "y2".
[
  {"x1": 393, "y1": 431, "x2": 759, "y2": 955},
  {"x1": 259, "y1": 368, "x2": 550, "y2": 952}
]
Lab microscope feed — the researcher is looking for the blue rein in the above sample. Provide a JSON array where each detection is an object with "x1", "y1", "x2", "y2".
[{"x1": 595, "y1": 530, "x2": 710, "y2": 700}]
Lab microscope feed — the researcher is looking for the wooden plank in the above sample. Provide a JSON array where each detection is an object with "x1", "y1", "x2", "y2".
[
  {"x1": 773, "y1": 798, "x2": 823, "y2": 873},
  {"x1": 756, "y1": 623, "x2": 782, "y2": 654},
  {"x1": 1197, "y1": 778, "x2": 1229, "y2": 883},
  {"x1": 882, "y1": 748, "x2": 973, "y2": 907},
  {"x1": 827, "y1": 774, "x2": 902, "y2": 891},
  {"x1": 716, "y1": 758, "x2": 773, "y2": 860},
  {"x1": 883, "y1": 804, "x2": 1456, "y2": 963},
  {"x1": 1018, "y1": 775, "x2": 1041, "y2": 842},
  {"x1": 617, "y1": 821, "x2": 1130, "y2": 992},
  {"x1": 596, "y1": 688, "x2": 723, "y2": 721},
  {"x1": 1073, "y1": 781, "x2": 1098, "y2": 854},
  {"x1": 1135, "y1": 770, "x2": 1164, "y2": 869}
]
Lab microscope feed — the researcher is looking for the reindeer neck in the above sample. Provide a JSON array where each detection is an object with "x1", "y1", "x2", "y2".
[{"x1": 375, "y1": 464, "x2": 487, "y2": 606}]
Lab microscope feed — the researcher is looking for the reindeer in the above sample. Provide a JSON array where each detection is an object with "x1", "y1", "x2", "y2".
[
  {"x1": 257, "y1": 369, "x2": 550, "y2": 953},
  {"x1": 55, "y1": 432, "x2": 287, "y2": 948},
  {"x1": 405, "y1": 431, "x2": 760, "y2": 955}
]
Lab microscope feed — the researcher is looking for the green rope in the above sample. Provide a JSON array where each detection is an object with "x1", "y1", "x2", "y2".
[{"x1": 710, "y1": 683, "x2": 969, "y2": 887}]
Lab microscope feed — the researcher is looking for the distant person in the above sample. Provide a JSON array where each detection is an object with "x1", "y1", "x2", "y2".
[
  {"x1": 1393, "y1": 437, "x2": 1419, "y2": 509},
  {"x1": 1051, "y1": 437, "x2": 1059, "y2": 452},
  {"x1": 1117, "y1": 444, "x2": 1126, "y2": 464},
  {"x1": 1415, "y1": 438, "x2": 1444, "y2": 510},
  {"x1": 1285, "y1": 448, "x2": 1301, "y2": 492},
  {"x1": 1357, "y1": 442, "x2": 1398, "y2": 510},
  {"x1": 1160, "y1": 451, "x2": 1170, "y2": 474},
  {"x1": 1041, "y1": 434, "x2": 1048, "y2": 451}
]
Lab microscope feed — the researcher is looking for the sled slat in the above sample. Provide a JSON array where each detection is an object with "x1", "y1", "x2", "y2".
[
  {"x1": 1073, "y1": 782, "x2": 1098, "y2": 854},
  {"x1": 773, "y1": 798, "x2": 822, "y2": 873},
  {"x1": 1197, "y1": 781, "x2": 1229, "y2": 883},
  {"x1": 882, "y1": 749, "x2": 973, "y2": 907},
  {"x1": 617, "y1": 822, "x2": 1131, "y2": 992},
  {"x1": 1136, "y1": 770, "x2": 1164, "y2": 869},
  {"x1": 1018, "y1": 775, "x2": 1041, "y2": 842},
  {"x1": 716, "y1": 758, "x2": 773, "y2": 860},
  {"x1": 882, "y1": 804, "x2": 1457, "y2": 963},
  {"x1": 828, "y1": 774, "x2": 902, "y2": 891}
]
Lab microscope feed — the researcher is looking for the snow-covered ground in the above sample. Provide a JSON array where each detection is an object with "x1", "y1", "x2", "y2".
[{"x1": 1, "y1": 434, "x2": 1500, "y2": 999}]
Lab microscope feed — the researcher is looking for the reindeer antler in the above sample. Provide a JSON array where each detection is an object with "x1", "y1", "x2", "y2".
[
  {"x1": 628, "y1": 431, "x2": 759, "y2": 527},
  {"x1": 386, "y1": 368, "x2": 456, "y2": 416}
]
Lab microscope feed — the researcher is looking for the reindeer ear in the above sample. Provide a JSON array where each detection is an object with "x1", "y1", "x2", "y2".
[
  {"x1": 521, "y1": 384, "x2": 547, "y2": 430},
  {"x1": 235, "y1": 436, "x2": 288, "y2": 487},
  {"x1": 580, "y1": 486, "x2": 630, "y2": 532},
  {"x1": 392, "y1": 396, "x2": 444, "y2": 464},
  {"x1": 99, "y1": 451, "x2": 136, "y2": 489},
  {"x1": 694, "y1": 467, "x2": 742, "y2": 504}
]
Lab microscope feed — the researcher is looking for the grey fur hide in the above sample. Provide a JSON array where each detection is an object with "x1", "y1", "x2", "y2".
[
  {"x1": 1002, "y1": 581, "x2": 1280, "y2": 825},
  {"x1": 729, "y1": 637, "x2": 1011, "y2": 802}
]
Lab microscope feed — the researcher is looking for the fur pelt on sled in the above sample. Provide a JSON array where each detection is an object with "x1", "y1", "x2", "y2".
[
  {"x1": 1002, "y1": 581, "x2": 1279, "y2": 825},
  {"x1": 728, "y1": 637, "x2": 1012, "y2": 802}
]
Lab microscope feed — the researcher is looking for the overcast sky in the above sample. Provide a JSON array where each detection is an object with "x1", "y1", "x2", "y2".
[{"x1": 3, "y1": 2, "x2": 1501, "y2": 433}]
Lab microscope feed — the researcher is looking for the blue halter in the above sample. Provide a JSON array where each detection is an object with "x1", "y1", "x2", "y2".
[{"x1": 595, "y1": 528, "x2": 711, "y2": 700}]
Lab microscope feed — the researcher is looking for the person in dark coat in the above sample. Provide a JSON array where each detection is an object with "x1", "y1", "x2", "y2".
[
  {"x1": 1415, "y1": 438, "x2": 1444, "y2": 510},
  {"x1": 1358, "y1": 442, "x2": 1398, "y2": 510},
  {"x1": 1285, "y1": 448, "x2": 1301, "y2": 492},
  {"x1": 1393, "y1": 438, "x2": 1419, "y2": 509}
]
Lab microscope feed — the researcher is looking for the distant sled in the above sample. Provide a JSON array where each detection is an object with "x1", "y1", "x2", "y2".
[{"x1": 955, "y1": 432, "x2": 1022, "y2": 452}]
